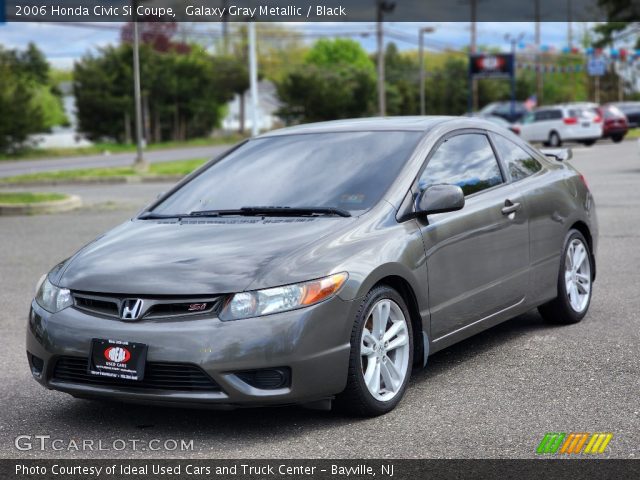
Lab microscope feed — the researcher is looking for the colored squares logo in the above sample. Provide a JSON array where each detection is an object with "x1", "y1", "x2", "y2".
[{"x1": 537, "y1": 433, "x2": 613, "y2": 454}]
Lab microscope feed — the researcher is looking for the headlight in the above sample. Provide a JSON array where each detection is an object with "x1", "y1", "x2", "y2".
[
  {"x1": 35, "y1": 276, "x2": 72, "y2": 313},
  {"x1": 219, "y1": 272, "x2": 348, "y2": 321}
]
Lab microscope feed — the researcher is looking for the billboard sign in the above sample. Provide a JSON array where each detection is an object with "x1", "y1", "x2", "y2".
[{"x1": 470, "y1": 53, "x2": 515, "y2": 78}]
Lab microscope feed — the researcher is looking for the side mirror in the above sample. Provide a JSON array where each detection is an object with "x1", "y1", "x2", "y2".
[
  {"x1": 540, "y1": 148, "x2": 572, "y2": 162},
  {"x1": 416, "y1": 184, "x2": 465, "y2": 216}
]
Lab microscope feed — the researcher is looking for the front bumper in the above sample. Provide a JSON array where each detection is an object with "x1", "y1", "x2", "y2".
[{"x1": 26, "y1": 296, "x2": 355, "y2": 408}]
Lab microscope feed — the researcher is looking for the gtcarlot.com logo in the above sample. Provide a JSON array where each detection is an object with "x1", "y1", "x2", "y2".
[
  {"x1": 14, "y1": 435, "x2": 194, "y2": 452},
  {"x1": 536, "y1": 432, "x2": 613, "y2": 455}
]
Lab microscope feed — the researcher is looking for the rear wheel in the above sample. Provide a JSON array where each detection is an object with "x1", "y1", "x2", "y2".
[
  {"x1": 336, "y1": 285, "x2": 413, "y2": 416},
  {"x1": 548, "y1": 131, "x2": 562, "y2": 147},
  {"x1": 581, "y1": 139, "x2": 596, "y2": 146},
  {"x1": 611, "y1": 134, "x2": 624, "y2": 143},
  {"x1": 538, "y1": 230, "x2": 593, "y2": 324}
]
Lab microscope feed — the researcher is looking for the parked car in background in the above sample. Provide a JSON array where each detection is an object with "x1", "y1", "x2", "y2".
[
  {"x1": 519, "y1": 105, "x2": 602, "y2": 147},
  {"x1": 600, "y1": 104, "x2": 629, "y2": 143},
  {"x1": 480, "y1": 115, "x2": 521, "y2": 135},
  {"x1": 478, "y1": 101, "x2": 528, "y2": 123},
  {"x1": 609, "y1": 101, "x2": 640, "y2": 128}
]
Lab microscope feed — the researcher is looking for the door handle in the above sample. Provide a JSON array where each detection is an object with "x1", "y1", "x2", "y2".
[{"x1": 501, "y1": 200, "x2": 521, "y2": 215}]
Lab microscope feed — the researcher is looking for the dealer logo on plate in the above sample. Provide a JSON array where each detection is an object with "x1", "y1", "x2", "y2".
[{"x1": 104, "y1": 346, "x2": 131, "y2": 363}]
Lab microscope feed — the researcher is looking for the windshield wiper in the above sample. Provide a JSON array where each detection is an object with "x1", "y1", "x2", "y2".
[
  {"x1": 238, "y1": 206, "x2": 351, "y2": 217},
  {"x1": 140, "y1": 206, "x2": 352, "y2": 220},
  {"x1": 139, "y1": 210, "x2": 246, "y2": 220}
]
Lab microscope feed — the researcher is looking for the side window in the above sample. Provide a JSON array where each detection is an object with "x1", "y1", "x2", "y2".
[
  {"x1": 492, "y1": 134, "x2": 542, "y2": 181},
  {"x1": 549, "y1": 110, "x2": 563, "y2": 120},
  {"x1": 418, "y1": 134, "x2": 504, "y2": 197},
  {"x1": 534, "y1": 111, "x2": 547, "y2": 122}
]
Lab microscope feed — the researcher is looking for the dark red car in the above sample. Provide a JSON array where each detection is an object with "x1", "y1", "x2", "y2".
[{"x1": 599, "y1": 104, "x2": 629, "y2": 143}]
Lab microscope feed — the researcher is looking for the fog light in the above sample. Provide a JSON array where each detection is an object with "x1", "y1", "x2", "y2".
[
  {"x1": 235, "y1": 367, "x2": 291, "y2": 390},
  {"x1": 28, "y1": 353, "x2": 44, "y2": 378}
]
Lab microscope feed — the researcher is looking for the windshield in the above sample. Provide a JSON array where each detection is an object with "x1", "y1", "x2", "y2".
[{"x1": 152, "y1": 131, "x2": 423, "y2": 216}]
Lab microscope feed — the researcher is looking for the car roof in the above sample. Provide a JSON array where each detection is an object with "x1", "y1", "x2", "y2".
[{"x1": 259, "y1": 116, "x2": 458, "y2": 137}]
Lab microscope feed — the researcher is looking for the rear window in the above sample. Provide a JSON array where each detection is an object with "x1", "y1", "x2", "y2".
[
  {"x1": 568, "y1": 108, "x2": 595, "y2": 119},
  {"x1": 604, "y1": 105, "x2": 624, "y2": 118}
]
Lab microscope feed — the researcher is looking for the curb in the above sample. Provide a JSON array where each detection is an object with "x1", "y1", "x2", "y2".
[
  {"x1": 0, "y1": 175, "x2": 183, "y2": 188},
  {"x1": 0, "y1": 194, "x2": 82, "y2": 216}
]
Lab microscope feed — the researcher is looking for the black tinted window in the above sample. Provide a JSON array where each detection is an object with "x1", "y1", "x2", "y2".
[
  {"x1": 419, "y1": 134, "x2": 503, "y2": 196},
  {"x1": 153, "y1": 131, "x2": 423, "y2": 215},
  {"x1": 492, "y1": 134, "x2": 542, "y2": 181},
  {"x1": 549, "y1": 110, "x2": 563, "y2": 119},
  {"x1": 534, "y1": 111, "x2": 548, "y2": 121}
]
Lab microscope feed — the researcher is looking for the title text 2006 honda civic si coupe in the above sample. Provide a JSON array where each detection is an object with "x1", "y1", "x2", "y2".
[{"x1": 27, "y1": 117, "x2": 597, "y2": 416}]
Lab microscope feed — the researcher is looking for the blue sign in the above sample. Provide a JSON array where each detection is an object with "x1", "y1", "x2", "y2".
[{"x1": 587, "y1": 57, "x2": 606, "y2": 77}]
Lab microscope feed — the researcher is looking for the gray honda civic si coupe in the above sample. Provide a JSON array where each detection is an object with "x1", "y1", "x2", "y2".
[{"x1": 27, "y1": 117, "x2": 597, "y2": 416}]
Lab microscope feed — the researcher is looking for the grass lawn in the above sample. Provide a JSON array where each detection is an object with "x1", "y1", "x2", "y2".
[
  {"x1": 0, "y1": 192, "x2": 68, "y2": 204},
  {"x1": 0, "y1": 135, "x2": 244, "y2": 162},
  {"x1": 0, "y1": 158, "x2": 207, "y2": 185},
  {"x1": 626, "y1": 128, "x2": 640, "y2": 140}
]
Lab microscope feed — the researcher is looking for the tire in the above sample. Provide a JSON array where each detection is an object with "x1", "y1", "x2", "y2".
[
  {"x1": 611, "y1": 134, "x2": 624, "y2": 143},
  {"x1": 336, "y1": 285, "x2": 414, "y2": 416},
  {"x1": 581, "y1": 139, "x2": 596, "y2": 146},
  {"x1": 548, "y1": 131, "x2": 562, "y2": 147},
  {"x1": 538, "y1": 230, "x2": 593, "y2": 324}
]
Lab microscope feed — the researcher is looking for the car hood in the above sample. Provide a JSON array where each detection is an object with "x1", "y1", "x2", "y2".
[{"x1": 56, "y1": 217, "x2": 356, "y2": 295}]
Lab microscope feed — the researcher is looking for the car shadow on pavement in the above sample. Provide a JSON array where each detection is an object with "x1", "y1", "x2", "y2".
[{"x1": 46, "y1": 310, "x2": 567, "y2": 445}]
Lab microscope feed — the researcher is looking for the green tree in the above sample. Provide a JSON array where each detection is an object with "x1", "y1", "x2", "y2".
[
  {"x1": 277, "y1": 39, "x2": 376, "y2": 123},
  {"x1": 0, "y1": 61, "x2": 45, "y2": 153},
  {"x1": 383, "y1": 43, "x2": 420, "y2": 116},
  {"x1": 0, "y1": 43, "x2": 67, "y2": 153},
  {"x1": 74, "y1": 44, "x2": 237, "y2": 143}
]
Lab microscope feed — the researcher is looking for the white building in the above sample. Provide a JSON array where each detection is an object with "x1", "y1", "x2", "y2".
[{"x1": 221, "y1": 80, "x2": 282, "y2": 133}]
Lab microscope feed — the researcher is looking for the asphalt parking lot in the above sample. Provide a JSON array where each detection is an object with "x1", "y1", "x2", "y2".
[{"x1": 0, "y1": 139, "x2": 638, "y2": 459}]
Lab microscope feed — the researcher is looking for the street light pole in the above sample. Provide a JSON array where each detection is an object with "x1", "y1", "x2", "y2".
[
  {"x1": 505, "y1": 33, "x2": 524, "y2": 119},
  {"x1": 132, "y1": 3, "x2": 147, "y2": 170},
  {"x1": 376, "y1": 1, "x2": 395, "y2": 116},
  {"x1": 419, "y1": 27, "x2": 435, "y2": 116},
  {"x1": 248, "y1": 21, "x2": 259, "y2": 137}
]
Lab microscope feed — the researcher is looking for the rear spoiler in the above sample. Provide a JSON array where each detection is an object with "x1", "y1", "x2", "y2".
[{"x1": 540, "y1": 148, "x2": 572, "y2": 162}]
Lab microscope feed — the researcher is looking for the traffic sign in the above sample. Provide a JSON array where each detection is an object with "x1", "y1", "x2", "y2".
[{"x1": 587, "y1": 57, "x2": 607, "y2": 77}]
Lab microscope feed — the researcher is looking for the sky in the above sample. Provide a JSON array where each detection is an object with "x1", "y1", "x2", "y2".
[{"x1": 0, "y1": 21, "x2": 587, "y2": 69}]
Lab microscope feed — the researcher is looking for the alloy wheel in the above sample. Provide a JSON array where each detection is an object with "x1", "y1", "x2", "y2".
[
  {"x1": 564, "y1": 238, "x2": 591, "y2": 313},
  {"x1": 360, "y1": 299, "x2": 410, "y2": 401}
]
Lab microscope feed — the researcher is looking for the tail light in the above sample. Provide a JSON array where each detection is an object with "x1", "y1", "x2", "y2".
[
  {"x1": 563, "y1": 117, "x2": 578, "y2": 125},
  {"x1": 579, "y1": 174, "x2": 589, "y2": 190},
  {"x1": 510, "y1": 126, "x2": 520, "y2": 135},
  {"x1": 593, "y1": 115, "x2": 602, "y2": 123}
]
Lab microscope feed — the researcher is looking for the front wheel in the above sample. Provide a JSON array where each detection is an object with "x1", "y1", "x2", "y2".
[
  {"x1": 538, "y1": 230, "x2": 593, "y2": 324},
  {"x1": 336, "y1": 285, "x2": 413, "y2": 416}
]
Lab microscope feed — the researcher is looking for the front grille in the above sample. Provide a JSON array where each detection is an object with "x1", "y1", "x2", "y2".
[
  {"x1": 52, "y1": 356, "x2": 221, "y2": 392},
  {"x1": 72, "y1": 292, "x2": 221, "y2": 320},
  {"x1": 74, "y1": 296, "x2": 119, "y2": 318}
]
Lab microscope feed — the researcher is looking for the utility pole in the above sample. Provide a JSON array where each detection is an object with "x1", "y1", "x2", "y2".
[
  {"x1": 568, "y1": 0, "x2": 575, "y2": 101},
  {"x1": 248, "y1": 22, "x2": 259, "y2": 137},
  {"x1": 505, "y1": 33, "x2": 524, "y2": 119},
  {"x1": 419, "y1": 27, "x2": 435, "y2": 115},
  {"x1": 535, "y1": 0, "x2": 543, "y2": 105},
  {"x1": 132, "y1": 2, "x2": 147, "y2": 171},
  {"x1": 470, "y1": 0, "x2": 478, "y2": 111},
  {"x1": 376, "y1": 1, "x2": 395, "y2": 116},
  {"x1": 222, "y1": 0, "x2": 229, "y2": 54}
]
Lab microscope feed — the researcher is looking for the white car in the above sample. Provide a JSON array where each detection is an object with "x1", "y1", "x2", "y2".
[{"x1": 519, "y1": 105, "x2": 603, "y2": 147}]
